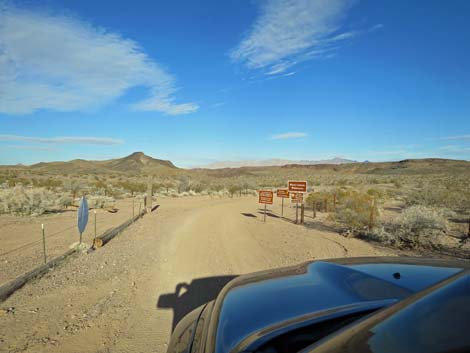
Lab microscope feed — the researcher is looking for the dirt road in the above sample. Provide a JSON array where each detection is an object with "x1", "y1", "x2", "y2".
[{"x1": 0, "y1": 196, "x2": 394, "y2": 353}]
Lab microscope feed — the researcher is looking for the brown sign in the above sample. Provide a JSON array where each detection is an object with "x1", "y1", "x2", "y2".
[
  {"x1": 291, "y1": 192, "x2": 303, "y2": 203},
  {"x1": 276, "y1": 189, "x2": 290, "y2": 198},
  {"x1": 288, "y1": 181, "x2": 307, "y2": 193},
  {"x1": 258, "y1": 190, "x2": 274, "y2": 204}
]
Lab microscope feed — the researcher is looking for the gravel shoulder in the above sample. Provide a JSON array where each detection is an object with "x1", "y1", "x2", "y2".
[{"x1": 0, "y1": 196, "x2": 395, "y2": 353}]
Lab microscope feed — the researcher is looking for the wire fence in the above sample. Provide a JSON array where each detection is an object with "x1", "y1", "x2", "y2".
[{"x1": 0, "y1": 199, "x2": 145, "y2": 285}]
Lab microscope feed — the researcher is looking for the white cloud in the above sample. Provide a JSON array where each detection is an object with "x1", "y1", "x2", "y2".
[
  {"x1": 271, "y1": 132, "x2": 307, "y2": 140},
  {"x1": 0, "y1": 134, "x2": 124, "y2": 145},
  {"x1": 230, "y1": 0, "x2": 361, "y2": 74},
  {"x1": 440, "y1": 134, "x2": 470, "y2": 141},
  {"x1": 0, "y1": 5, "x2": 198, "y2": 115}
]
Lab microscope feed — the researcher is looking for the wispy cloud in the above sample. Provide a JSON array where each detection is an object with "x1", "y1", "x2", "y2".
[
  {"x1": 440, "y1": 134, "x2": 470, "y2": 141},
  {"x1": 437, "y1": 145, "x2": 470, "y2": 155},
  {"x1": 0, "y1": 134, "x2": 124, "y2": 145},
  {"x1": 230, "y1": 0, "x2": 377, "y2": 75},
  {"x1": 0, "y1": 4, "x2": 198, "y2": 115},
  {"x1": 3, "y1": 145, "x2": 57, "y2": 151},
  {"x1": 271, "y1": 132, "x2": 307, "y2": 140}
]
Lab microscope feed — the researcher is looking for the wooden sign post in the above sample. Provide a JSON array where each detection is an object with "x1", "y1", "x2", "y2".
[
  {"x1": 258, "y1": 190, "x2": 274, "y2": 223},
  {"x1": 93, "y1": 210, "x2": 97, "y2": 247},
  {"x1": 291, "y1": 192, "x2": 304, "y2": 224},
  {"x1": 276, "y1": 189, "x2": 290, "y2": 217},
  {"x1": 288, "y1": 181, "x2": 307, "y2": 224}
]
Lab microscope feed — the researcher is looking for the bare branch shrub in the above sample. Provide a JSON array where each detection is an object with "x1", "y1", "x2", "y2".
[{"x1": 381, "y1": 206, "x2": 449, "y2": 249}]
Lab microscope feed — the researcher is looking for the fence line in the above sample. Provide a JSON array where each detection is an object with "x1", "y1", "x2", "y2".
[
  {"x1": 0, "y1": 216, "x2": 127, "y2": 258},
  {"x1": 0, "y1": 207, "x2": 151, "y2": 302}
]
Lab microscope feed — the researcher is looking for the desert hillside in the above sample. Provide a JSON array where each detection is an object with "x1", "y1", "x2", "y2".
[
  {"x1": 1, "y1": 152, "x2": 178, "y2": 175},
  {"x1": 2, "y1": 153, "x2": 469, "y2": 177}
]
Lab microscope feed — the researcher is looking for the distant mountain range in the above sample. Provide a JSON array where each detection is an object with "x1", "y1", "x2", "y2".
[
  {"x1": 1, "y1": 153, "x2": 468, "y2": 176},
  {"x1": 1, "y1": 152, "x2": 178, "y2": 175},
  {"x1": 200, "y1": 157, "x2": 357, "y2": 169}
]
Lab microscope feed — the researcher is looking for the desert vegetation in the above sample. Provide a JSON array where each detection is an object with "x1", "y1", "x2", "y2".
[{"x1": 0, "y1": 155, "x2": 469, "y2": 257}]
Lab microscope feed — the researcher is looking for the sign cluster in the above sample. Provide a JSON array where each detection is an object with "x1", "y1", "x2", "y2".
[{"x1": 258, "y1": 180, "x2": 308, "y2": 223}]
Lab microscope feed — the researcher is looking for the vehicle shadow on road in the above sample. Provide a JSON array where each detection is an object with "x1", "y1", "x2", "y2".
[{"x1": 157, "y1": 275, "x2": 237, "y2": 332}]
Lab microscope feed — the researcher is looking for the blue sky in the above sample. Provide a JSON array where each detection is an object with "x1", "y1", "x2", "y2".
[{"x1": 0, "y1": 0, "x2": 469, "y2": 167}]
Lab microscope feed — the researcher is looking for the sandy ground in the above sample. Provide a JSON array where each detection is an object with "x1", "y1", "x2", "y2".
[
  {"x1": 0, "y1": 199, "x2": 141, "y2": 284},
  {"x1": 0, "y1": 196, "x2": 396, "y2": 353}
]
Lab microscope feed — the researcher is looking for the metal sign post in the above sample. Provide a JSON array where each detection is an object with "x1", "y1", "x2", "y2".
[
  {"x1": 276, "y1": 189, "x2": 289, "y2": 217},
  {"x1": 77, "y1": 196, "x2": 89, "y2": 245},
  {"x1": 41, "y1": 224, "x2": 46, "y2": 264},
  {"x1": 258, "y1": 190, "x2": 274, "y2": 223}
]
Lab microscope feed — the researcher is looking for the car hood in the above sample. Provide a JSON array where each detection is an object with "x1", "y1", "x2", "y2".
[{"x1": 203, "y1": 257, "x2": 468, "y2": 353}]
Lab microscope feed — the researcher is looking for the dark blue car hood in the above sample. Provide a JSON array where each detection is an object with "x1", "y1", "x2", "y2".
[{"x1": 202, "y1": 257, "x2": 468, "y2": 353}]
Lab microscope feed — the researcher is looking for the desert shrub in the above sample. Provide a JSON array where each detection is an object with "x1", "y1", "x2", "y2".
[
  {"x1": 366, "y1": 188, "x2": 385, "y2": 199},
  {"x1": 177, "y1": 176, "x2": 191, "y2": 193},
  {"x1": 0, "y1": 186, "x2": 57, "y2": 215},
  {"x1": 210, "y1": 184, "x2": 225, "y2": 192},
  {"x1": 191, "y1": 183, "x2": 207, "y2": 193},
  {"x1": 117, "y1": 181, "x2": 146, "y2": 196},
  {"x1": 383, "y1": 206, "x2": 449, "y2": 248},
  {"x1": 87, "y1": 195, "x2": 115, "y2": 209},
  {"x1": 63, "y1": 179, "x2": 86, "y2": 199},
  {"x1": 228, "y1": 184, "x2": 242, "y2": 197},
  {"x1": 334, "y1": 191, "x2": 378, "y2": 231},
  {"x1": 404, "y1": 176, "x2": 470, "y2": 212},
  {"x1": 306, "y1": 192, "x2": 328, "y2": 211},
  {"x1": 58, "y1": 194, "x2": 73, "y2": 208},
  {"x1": 32, "y1": 177, "x2": 62, "y2": 190}
]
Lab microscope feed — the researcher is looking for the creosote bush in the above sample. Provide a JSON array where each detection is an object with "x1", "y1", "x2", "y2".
[
  {"x1": 334, "y1": 191, "x2": 378, "y2": 231},
  {"x1": 0, "y1": 186, "x2": 58, "y2": 216},
  {"x1": 383, "y1": 205, "x2": 449, "y2": 249}
]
